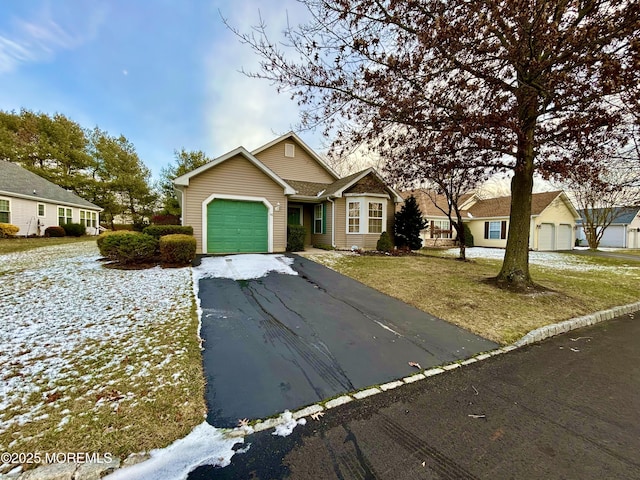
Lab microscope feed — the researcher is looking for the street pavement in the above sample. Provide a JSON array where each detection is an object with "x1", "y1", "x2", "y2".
[{"x1": 190, "y1": 312, "x2": 640, "y2": 479}]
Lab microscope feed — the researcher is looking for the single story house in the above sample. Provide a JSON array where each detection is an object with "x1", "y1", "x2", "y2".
[
  {"x1": 173, "y1": 132, "x2": 403, "y2": 254},
  {"x1": 576, "y1": 207, "x2": 640, "y2": 248},
  {"x1": 404, "y1": 190, "x2": 581, "y2": 251},
  {"x1": 0, "y1": 160, "x2": 102, "y2": 236}
]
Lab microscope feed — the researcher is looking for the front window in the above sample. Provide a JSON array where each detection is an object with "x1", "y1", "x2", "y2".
[
  {"x1": 488, "y1": 221, "x2": 501, "y2": 239},
  {"x1": 0, "y1": 199, "x2": 9, "y2": 223},
  {"x1": 58, "y1": 207, "x2": 72, "y2": 226},
  {"x1": 348, "y1": 201, "x2": 360, "y2": 233},
  {"x1": 431, "y1": 220, "x2": 451, "y2": 239},
  {"x1": 314, "y1": 204, "x2": 323, "y2": 234},
  {"x1": 368, "y1": 202, "x2": 383, "y2": 233},
  {"x1": 38, "y1": 203, "x2": 45, "y2": 217}
]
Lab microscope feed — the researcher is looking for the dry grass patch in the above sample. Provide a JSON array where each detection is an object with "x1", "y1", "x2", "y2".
[
  {"x1": 310, "y1": 254, "x2": 639, "y2": 344},
  {"x1": 0, "y1": 236, "x2": 94, "y2": 255}
]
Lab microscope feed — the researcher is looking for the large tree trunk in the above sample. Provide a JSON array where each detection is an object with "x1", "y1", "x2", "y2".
[
  {"x1": 497, "y1": 164, "x2": 534, "y2": 289},
  {"x1": 496, "y1": 84, "x2": 537, "y2": 290}
]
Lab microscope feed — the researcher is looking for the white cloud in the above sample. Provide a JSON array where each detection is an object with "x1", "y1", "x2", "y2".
[
  {"x1": 203, "y1": 1, "x2": 320, "y2": 155},
  {"x1": 0, "y1": 4, "x2": 107, "y2": 74}
]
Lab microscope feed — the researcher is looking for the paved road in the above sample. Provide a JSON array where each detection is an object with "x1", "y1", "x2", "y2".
[
  {"x1": 190, "y1": 312, "x2": 640, "y2": 479},
  {"x1": 198, "y1": 255, "x2": 496, "y2": 428}
]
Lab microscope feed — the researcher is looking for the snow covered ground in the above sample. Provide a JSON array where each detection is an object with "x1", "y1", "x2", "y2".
[
  {"x1": 0, "y1": 245, "x2": 305, "y2": 479},
  {"x1": 441, "y1": 247, "x2": 640, "y2": 273},
  {"x1": 0, "y1": 242, "x2": 194, "y2": 468}
]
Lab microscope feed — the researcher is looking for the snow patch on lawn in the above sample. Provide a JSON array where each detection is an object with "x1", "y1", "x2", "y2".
[
  {"x1": 0, "y1": 242, "x2": 193, "y2": 446},
  {"x1": 442, "y1": 247, "x2": 639, "y2": 273},
  {"x1": 105, "y1": 422, "x2": 244, "y2": 480},
  {"x1": 193, "y1": 254, "x2": 297, "y2": 281}
]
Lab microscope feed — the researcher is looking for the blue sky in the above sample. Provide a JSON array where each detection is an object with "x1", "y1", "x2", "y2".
[{"x1": 0, "y1": 0, "x2": 319, "y2": 180}]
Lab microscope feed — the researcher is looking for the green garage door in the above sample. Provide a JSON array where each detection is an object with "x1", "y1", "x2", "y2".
[{"x1": 207, "y1": 199, "x2": 268, "y2": 253}]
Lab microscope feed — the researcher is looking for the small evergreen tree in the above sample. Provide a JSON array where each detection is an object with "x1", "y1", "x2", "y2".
[
  {"x1": 376, "y1": 231, "x2": 393, "y2": 252},
  {"x1": 394, "y1": 195, "x2": 427, "y2": 250}
]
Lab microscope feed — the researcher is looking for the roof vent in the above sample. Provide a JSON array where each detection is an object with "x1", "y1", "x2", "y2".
[{"x1": 285, "y1": 143, "x2": 295, "y2": 158}]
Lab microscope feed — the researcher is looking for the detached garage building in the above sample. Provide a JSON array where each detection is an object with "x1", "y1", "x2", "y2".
[{"x1": 576, "y1": 207, "x2": 640, "y2": 248}]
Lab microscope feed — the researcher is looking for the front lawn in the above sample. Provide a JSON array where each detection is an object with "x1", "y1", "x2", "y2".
[
  {"x1": 0, "y1": 242, "x2": 205, "y2": 473},
  {"x1": 308, "y1": 250, "x2": 640, "y2": 344},
  {"x1": 0, "y1": 236, "x2": 94, "y2": 255}
]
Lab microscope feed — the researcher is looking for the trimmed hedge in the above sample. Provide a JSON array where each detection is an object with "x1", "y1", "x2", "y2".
[
  {"x1": 159, "y1": 234, "x2": 197, "y2": 265},
  {"x1": 61, "y1": 222, "x2": 85, "y2": 237},
  {"x1": 45, "y1": 226, "x2": 66, "y2": 237},
  {"x1": 97, "y1": 230, "x2": 142, "y2": 257},
  {"x1": 376, "y1": 231, "x2": 393, "y2": 252},
  {"x1": 286, "y1": 224, "x2": 306, "y2": 252},
  {"x1": 100, "y1": 232, "x2": 158, "y2": 264},
  {"x1": 142, "y1": 225, "x2": 194, "y2": 239},
  {"x1": 0, "y1": 223, "x2": 19, "y2": 238}
]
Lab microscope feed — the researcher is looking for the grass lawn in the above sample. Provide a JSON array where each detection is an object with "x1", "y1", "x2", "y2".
[
  {"x1": 609, "y1": 249, "x2": 640, "y2": 257},
  {"x1": 308, "y1": 251, "x2": 640, "y2": 344},
  {"x1": 0, "y1": 242, "x2": 205, "y2": 473},
  {"x1": 0, "y1": 236, "x2": 95, "y2": 255}
]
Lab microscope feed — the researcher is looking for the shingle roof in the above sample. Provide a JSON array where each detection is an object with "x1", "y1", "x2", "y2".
[
  {"x1": 465, "y1": 191, "x2": 562, "y2": 218},
  {"x1": 580, "y1": 206, "x2": 640, "y2": 225},
  {"x1": 402, "y1": 190, "x2": 475, "y2": 217},
  {"x1": 283, "y1": 179, "x2": 331, "y2": 197},
  {"x1": 322, "y1": 169, "x2": 370, "y2": 197},
  {"x1": 0, "y1": 160, "x2": 101, "y2": 210}
]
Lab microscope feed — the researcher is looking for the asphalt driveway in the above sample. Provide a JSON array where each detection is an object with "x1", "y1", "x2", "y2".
[{"x1": 198, "y1": 255, "x2": 497, "y2": 427}]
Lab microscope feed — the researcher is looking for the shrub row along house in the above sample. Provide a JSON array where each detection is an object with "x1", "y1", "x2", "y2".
[
  {"x1": 0, "y1": 160, "x2": 102, "y2": 236},
  {"x1": 173, "y1": 132, "x2": 403, "y2": 254},
  {"x1": 406, "y1": 190, "x2": 582, "y2": 251}
]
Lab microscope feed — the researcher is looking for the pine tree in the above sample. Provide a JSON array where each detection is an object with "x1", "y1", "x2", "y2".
[{"x1": 394, "y1": 196, "x2": 427, "y2": 250}]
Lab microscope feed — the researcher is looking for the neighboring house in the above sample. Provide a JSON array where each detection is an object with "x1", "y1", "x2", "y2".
[
  {"x1": 173, "y1": 132, "x2": 403, "y2": 254},
  {"x1": 576, "y1": 207, "x2": 640, "y2": 248},
  {"x1": 0, "y1": 160, "x2": 102, "y2": 236},
  {"x1": 405, "y1": 190, "x2": 581, "y2": 251}
]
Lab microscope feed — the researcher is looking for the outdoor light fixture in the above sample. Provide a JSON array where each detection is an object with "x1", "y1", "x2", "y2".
[{"x1": 275, "y1": 202, "x2": 281, "y2": 212}]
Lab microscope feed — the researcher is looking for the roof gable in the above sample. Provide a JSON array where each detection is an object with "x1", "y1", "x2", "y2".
[
  {"x1": 324, "y1": 168, "x2": 403, "y2": 202},
  {"x1": 252, "y1": 132, "x2": 339, "y2": 182},
  {"x1": 0, "y1": 160, "x2": 102, "y2": 210},
  {"x1": 464, "y1": 191, "x2": 571, "y2": 218},
  {"x1": 173, "y1": 147, "x2": 295, "y2": 194},
  {"x1": 402, "y1": 190, "x2": 476, "y2": 217}
]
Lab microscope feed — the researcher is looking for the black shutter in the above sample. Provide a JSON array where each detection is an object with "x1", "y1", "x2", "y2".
[
  {"x1": 484, "y1": 222, "x2": 489, "y2": 239},
  {"x1": 501, "y1": 221, "x2": 507, "y2": 239}
]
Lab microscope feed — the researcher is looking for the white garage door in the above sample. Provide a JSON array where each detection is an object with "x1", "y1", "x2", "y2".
[
  {"x1": 600, "y1": 226, "x2": 625, "y2": 248},
  {"x1": 557, "y1": 224, "x2": 572, "y2": 250},
  {"x1": 538, "y1": 223, "x2": 555, "y2": 251}
]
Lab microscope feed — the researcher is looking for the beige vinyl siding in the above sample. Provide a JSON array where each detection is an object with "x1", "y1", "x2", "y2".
[
  {"x1": 254, "y1": 140, "x2": 336, "y2": 183},
  {"x1": 531, "y1": 196, "x2": 577, "y2": 250},
  {"x1": 183, "y1": 154, "x2": 288, "y2": 253}
]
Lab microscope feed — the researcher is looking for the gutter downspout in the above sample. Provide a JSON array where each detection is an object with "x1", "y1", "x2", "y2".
[{"x1": 328, "y1": 197, "x2": 336, "y2": 248}]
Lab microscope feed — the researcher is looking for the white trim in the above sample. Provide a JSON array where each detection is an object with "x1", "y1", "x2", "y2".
[
  {"x1": 201, "y1": 193, "x2": 273, "y2": 253},
  {"x1": 344, "y1": 192, "x2": 390, "y2": 198},
  {"x1": 174, "y1": 147, "x2": 295, "y2": 195},
  {"x1": 313, "y1": 203, "x2": 323, "y2": 234},
  {"x1": 0, "y1": 197, "x2": 10, "y2": 223},
  {"x1": 346, "y1": 196, "x2": 388, "y2": 235},
  {"x1": 346, "y1": 198, "x2": 362, "y2": 234},
  {"x1": 331, "y1": 167, "x2": 404, "y2": 203},
  {"x1": 328, "y1": 197, "x2": 335, "y2": 247},
  {"x1": 56, "y1": 205, "x2": 73, "y2": 225}
]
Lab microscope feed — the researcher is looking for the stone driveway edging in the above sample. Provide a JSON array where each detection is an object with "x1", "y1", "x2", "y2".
[{"x1": 6, "y1": 301, "x2": 639, "y2": 480}]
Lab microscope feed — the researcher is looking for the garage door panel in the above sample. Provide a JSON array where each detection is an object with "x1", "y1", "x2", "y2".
[
  {"x1": 207, "y1": 199, "x2": 268, "y2": 253},
  {"x1": 558, "y1": 224, "x2": 572, "y2": 250},
  {"x1": 539, "y1": 223, "x2": 555, "y2": 251}
]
